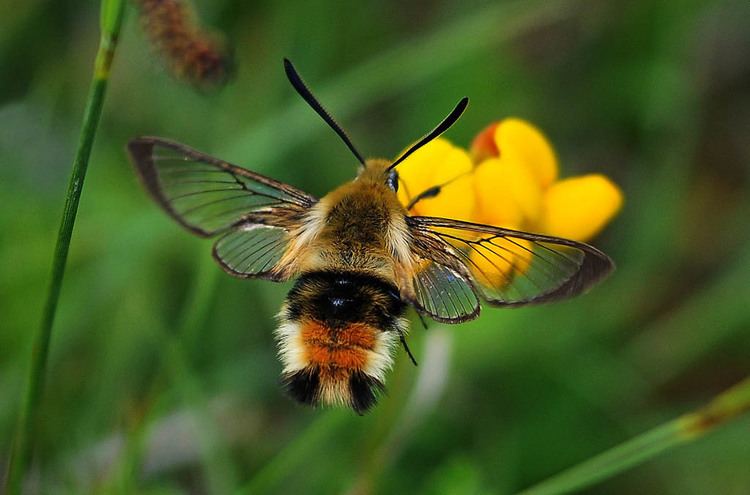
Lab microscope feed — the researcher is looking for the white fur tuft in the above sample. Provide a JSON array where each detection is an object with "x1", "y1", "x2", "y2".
[{"x1": 274, "y1": 312, "x2": 308, "y2": 374}]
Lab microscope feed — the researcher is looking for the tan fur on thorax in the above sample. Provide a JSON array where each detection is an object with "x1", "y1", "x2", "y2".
[{"x1": 275, "y1": 159, "x2": 417, "y2": 293}]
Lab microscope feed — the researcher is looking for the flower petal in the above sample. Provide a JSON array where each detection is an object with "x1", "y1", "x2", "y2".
[
  {"x1": 469, "y1": 122, "x2": 500, "y2": 163},
  {"x1": 396, "y1": 138, "x2": 475, "y2": 220},
  {"x1": 396, "y1": 138, "x2": 450, "y2": 206},
  {"x1": 474, "y1": 157, "x2": 542, "y2": 228},
  {"x1": 495, "y1": 118, "x2": 558, "y2": 189},
  {"x1": 538, "y1": 174, "x2": 623, "y2": 241}
]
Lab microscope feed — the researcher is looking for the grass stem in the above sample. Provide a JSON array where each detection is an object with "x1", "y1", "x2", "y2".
[
  {"x1": 516, "y1": 376, "x2": 750, "y2": 495},
  {"x1": 3, "y1": 1, "x2": 125, "y2": 492}
]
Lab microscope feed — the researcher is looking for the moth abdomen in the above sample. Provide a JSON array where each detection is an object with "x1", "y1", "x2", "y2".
[{"x1": 276, "y1": 270, "x2": 407, "y2": 413}]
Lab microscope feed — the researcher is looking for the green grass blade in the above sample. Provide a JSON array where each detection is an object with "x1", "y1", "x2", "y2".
[
  {"x1": 516, "y1": 377, "x2": 750, "y2": 495},
  {"x1": 3, "y1": 1, "x2": 126, "y2": 493}
]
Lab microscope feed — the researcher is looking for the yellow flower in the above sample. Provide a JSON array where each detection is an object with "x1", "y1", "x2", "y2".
[
  {"x1": 397, "y1": 117, "x2": 623, "y2": 285},
  {"x1": 396, "y1": 138, "x2": 476, "y2": 222},
  {"x1": 468, "y1": 118, "x2": 623, "y2": 240}
]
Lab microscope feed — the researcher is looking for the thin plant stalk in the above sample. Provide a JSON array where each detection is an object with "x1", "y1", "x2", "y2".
[
  {"x1": 4, "y1": 1, "x2": 126, "y2": 493},
  {"x1": 516, "y1": 376, "x2": 750, "y2": 495}
]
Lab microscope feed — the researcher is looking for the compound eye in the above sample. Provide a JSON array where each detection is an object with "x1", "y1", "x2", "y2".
[{"x1": 386, "y1": 170, "x2": 399, "y2": 192}]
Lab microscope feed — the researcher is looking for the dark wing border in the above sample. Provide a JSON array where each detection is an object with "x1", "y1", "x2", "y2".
[
  {"x1": 407, "y1": 216, "x2": 614, "y2": 307},
  {"x1": 128, "y1": 136, "x2": 317, "y2": 237}
]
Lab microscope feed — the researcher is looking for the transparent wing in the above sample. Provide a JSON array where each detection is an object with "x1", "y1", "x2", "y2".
[
  {"x1": 411, "y1": 260, "x2": 480, "y2": 323},
  {"x1": 212, "y1": 225, "x2": 290, "y2": 280},
  {"x1": 408, "y1": 216, "x2": 614, "y2": 307},
  {"x1": 128, "y1": 136, "x2": 316, "y2": 236},
  {"x1": 129, "y1": 136, "x2": 316, "y2": 281}
]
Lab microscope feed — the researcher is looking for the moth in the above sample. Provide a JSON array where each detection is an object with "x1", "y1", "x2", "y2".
[{"x1": 128, "y1": 59, "x2": 613, "y2": 414}]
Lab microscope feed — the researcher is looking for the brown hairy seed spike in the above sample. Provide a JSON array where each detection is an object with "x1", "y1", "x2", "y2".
[{"x1": 135, "y1": 0, "x2": 233, "y2": 89}]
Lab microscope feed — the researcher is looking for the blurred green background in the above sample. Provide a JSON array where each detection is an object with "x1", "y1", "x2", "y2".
[{"x1": 2, "y1": 0, "x2": 750, "y2": 493}]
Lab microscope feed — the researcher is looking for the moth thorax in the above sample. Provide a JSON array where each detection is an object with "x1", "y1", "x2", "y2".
[{"x1": 275, "y1": 270, "x2": 407, "y2": 414}]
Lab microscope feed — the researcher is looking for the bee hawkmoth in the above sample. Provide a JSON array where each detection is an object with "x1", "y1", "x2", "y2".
[{"x1": 128, "y1": 59, "x2": 613, "y2": 414}]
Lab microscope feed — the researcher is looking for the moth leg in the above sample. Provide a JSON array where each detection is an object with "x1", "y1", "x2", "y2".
[
  {"x1": 398, "y1": 329, "x2": 418, "y2": 367},
  {"x1": 405, "y1": 171, "x2": 472, "y2": 211}
]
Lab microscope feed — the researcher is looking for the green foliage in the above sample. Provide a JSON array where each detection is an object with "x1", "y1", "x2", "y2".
[
  {"x1": 1, "y1": 0, "x2": 749, "y2": 493},
  {"x1": 4, "y1": 1, "x2": 125, "y2": 492}
]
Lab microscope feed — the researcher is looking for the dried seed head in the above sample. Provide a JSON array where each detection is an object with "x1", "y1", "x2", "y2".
[{"x1": 135, "y1": 0, "x2": 234, "y2": 89}]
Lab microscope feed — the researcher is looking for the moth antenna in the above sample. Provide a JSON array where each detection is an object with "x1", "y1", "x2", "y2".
[
  {"x1": 283, "y1": 58, "x2": 366, "y2": 165},
  {"x1": 388, "y1": 97, "x2": 469, "y2": 171}
]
